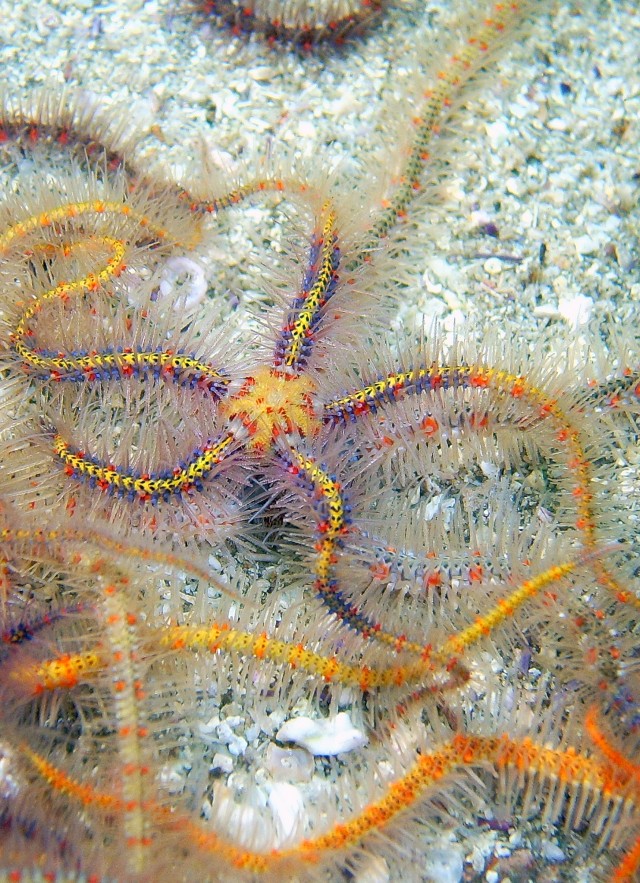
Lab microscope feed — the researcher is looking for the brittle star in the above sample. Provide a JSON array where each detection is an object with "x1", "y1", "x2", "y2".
[
  {"x1": 3, "y1": 3, "x2": 640, "y2": 878},
  {"x1": 1, "y1": 1, "x2": 636, "y2": 690}
]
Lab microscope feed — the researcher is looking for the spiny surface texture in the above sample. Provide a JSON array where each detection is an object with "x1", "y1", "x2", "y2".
[{"x1": 0, "y1": 1, "x2": 639, "y2": 881}]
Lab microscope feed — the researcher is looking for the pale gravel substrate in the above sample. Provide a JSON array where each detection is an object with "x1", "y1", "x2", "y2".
[
  {"x1": 1, "y1": 0, "x2": 638, "y2": 342},
  {"x1": 0, "y1": 1, "x2": 638, "y2": 881}
]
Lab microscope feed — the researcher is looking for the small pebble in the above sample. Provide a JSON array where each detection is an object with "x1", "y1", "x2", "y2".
[
  {"x1": 505, "y1": 176, "x2": 526, "y2": 197},
  {"x1": 296, "y1": 120, "x2": 316, "y2": 139},
  {"x1": 573, "y1": 235, "x2": 597, "y2": 256},
  {"x1": 558, "y1": 293, "x2": 593, "y2": 328},
  {"x1": 228, "y1": 735, "x2": 248, "y2": 756},
  {"x1": 265, "y1": 744, "x2": 314, "y2": 782},
  {"x1": 540, "y1": 840, "x2": 566, "y2": 863},
  {"x1": 486, "y1": 119, "x2": 509, "y2": 149},
  {"x1": 483, "y1": 257, "x2": 503, "y2": 276},
  {"x1": 423, "y1": 847, "x2": 463, "y2": 883},
  {"x1": 210, "y1": 752, "x2": 234, "y2": 774}
]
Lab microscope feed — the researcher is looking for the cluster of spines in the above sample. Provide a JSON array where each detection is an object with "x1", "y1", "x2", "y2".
[
  {"x1": 200, "y1": 0, "x2": 386, "y2": 51},
  {"x1": 0, "y1": 90, "x2": 135, "y2": 174},
  {"x1": 1, "y1": 603, "x2": 88, "y2": 650},
  {"x1": 0, "y1": 523, "x2": 244, "y2": 601},
  {"x1": 352, "y1": 528, "x2": 504, "y2": 595}
]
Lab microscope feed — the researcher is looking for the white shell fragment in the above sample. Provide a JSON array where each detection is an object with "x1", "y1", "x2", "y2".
[
  {"x1": 158, "y1": 255, "x2": 208, "y2": 311},
  {"x1": 276, "y1": 712, "x2": 367, "y2": 756}
]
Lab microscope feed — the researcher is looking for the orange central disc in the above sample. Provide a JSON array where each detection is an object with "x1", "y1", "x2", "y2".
[{"x1": 222, "y1": 366, "x2": 319, "y2": 450}]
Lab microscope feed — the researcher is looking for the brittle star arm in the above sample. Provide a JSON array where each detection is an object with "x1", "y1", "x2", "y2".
[
  {"x1": 276, "y1": 442, "x2": 424, "y2": 656},
  {"x1": 0, "y1": 90, "x2": 322, "y2": 219},
  {"x1": 10, "y1": 556, "x2": 600, "y2": 702},
  {"x1": 3, "y1": 200, "x2": 241, "y2": 501},
  {"x1": 16, "y1": 718, "x2": 640, "y2": 879},
  {"x1": 272, "y1": 200, "x2": 340, "y2": 373},
  {"x1": 216, "y1": 203, "x2": 340, "y2": 449},
  {"x1": 5, "y1": 206, "x2": 231, "y2": 399},
  {"x1": 52, "y1": 431, "x2": 236, "y2": 503},
  {"x1": 347, "y1": 1, "x2": 545, "y2": 271},
  {"x1": 322, "y1": 361, "x2": 639, "y2": 610}
]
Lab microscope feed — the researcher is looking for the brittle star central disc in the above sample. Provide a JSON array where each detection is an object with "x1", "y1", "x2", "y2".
[{"x1": 222, "y1": 366, "x2": 319, "y2": 450}]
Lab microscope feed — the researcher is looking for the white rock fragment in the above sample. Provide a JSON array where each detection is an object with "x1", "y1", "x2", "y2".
[
  {"x1": 509, "y1": 830, "x2": 523, "y2": 848},
  {"x1": 210, "y1": 752, "x2": 234, "y2": 774},
  {"x1": 485, "y1": 119, "x2": 509, "y2": 149},
  {"x1": 552, "y1": 274, "x2": 569, "y2": 296},
  {"x1": 158, "y1": 763, "x2": 187, "y2": 794},
  {"x1": 418, "y1": 297, "x2": 447, "y2": 323},
  {"x1": 276, "y1": 712, "x2": 367, "y2": 756},
  {"x1": 533, "y1": 293, "x2": 593, "y2": 329},
  {"x1": 505, "y1": 176, "x2": 525, "y2": 198},
  {"x1": 267, "y1": 782, "x2": 305, "y2": 846},
  {"x1": 443, "y1": 310, "x2": 467, "y2": 335},
  {"x1": 248, "y1": 65, "x2": 275, "y2": 81},
  {"x1": 423, "y1": 494, "x2": 455, "y2": 523},
  {"x1": 0, "y1": 748, "x2": 19, "y2": 800},
  {"x1": 245, "y1": 723, "x2": 261, "y2": 744},
  {"x1": 573, "y1": 234, "x2": 598, "y2": 256},
  {"x1": 327, "y1": 94, "x2": 363, "y2": 117},
  {"x1": 469, "y1": 844, "x2": 486, "y2": 873},
  {"x1": 228, "y1": 734, "x2": 248, "y2": 756},
  {"x1": 296, "y1": 120, "x2": 316, "y2": 139},
  {"x1": 422, "y1": 257, "x2": 464, "y2": 309},
  {"x1": 216, "y1": 721, "x2": 235, "y2": 744},
  {"x1": 442, "y1": 289, "x2": 464, "y2": 311},
  {"x1": 210, "y1": 784, "x2": 269, "y2": 849},
  {"x1": 511, "y1": 97, "x2": 533, "y2": 120},
  {"x1": 269, "y1": 708, "x2": 287, "y2": 729},
  {"x1": 520, "y1": 208, "x2": 535, "y2": 228},
  {"x1": 480, "y1": 460, "x2": 501, "y2": 480},
  {"x1": 532, "y1": 303, "x2": 558, "y2": 320},
  {"x1": 540, "y1": 840, "x2": 566, "y2": 862},
  {"x1": 198, "y1": 714, "x2": 220, "y2": 737},
  {"x1": 423, "y1": 273, "x2": 444, "y2": 295},
  {"x1": 558, "y1": 294, "x2": 593, "y2": 329},
  {"x1": 423, "y1": 846, "x2": 464, "y2": 883}
]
